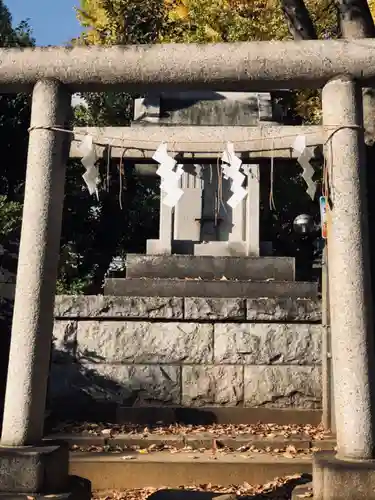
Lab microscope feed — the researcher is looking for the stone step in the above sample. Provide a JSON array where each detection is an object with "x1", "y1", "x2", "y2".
[
  {"x1": 49, "y1": 432, "x2": 336, "y2": 453},
  {"x1": 125, "y1": 254, "x2": 295, "y2": 281},
  {"x1": 46, "y1": 400, "x2": 322, "y2": 427},
  {"x1": 69, "y1": 451, "x2": 313, "y2": 490},
  {"x1": 115, "y1": 406, "x2": 323, "y2": 426},
  {"x1": 104, "y1": 278, "x2": 319, "y2": 298}
]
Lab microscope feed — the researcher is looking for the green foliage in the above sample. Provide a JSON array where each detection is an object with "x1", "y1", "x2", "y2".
[
  {"x1": 0, "y1": 196, "x2": 22, "y2": 238},
  {"x1": 76, "y1": 0, "x2": 165, "y2": 45},
  {"x1": 0, "y1": 3, "x2": 35, "y2": 362},
  {"x1": 50, "y1": 0, "x2": 162, "y2": 294},
  {"x1": 0, "y1": 2, "x2": 34, "y2": 295}
]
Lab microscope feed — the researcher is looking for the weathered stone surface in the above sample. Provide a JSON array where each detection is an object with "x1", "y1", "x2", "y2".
[
  {"x1": 214, "y1": 323, "x2": 322, "y2": 365},
  {"x1": 104, "y1": 278, "x2": 319, "y2": 298},
  {"x1": 55, "y1": 295, "x2": 184, "y2": 319},
  {"x1": 0, "y1": 441, "x2": 69, "y2": 493},
  {"x1": 52, "y1": 320, "x2": 77, "y2": 362},
  {"x1": 49, "y1": 363, "x2": 181, "y2": 405},
  {"x1": 76, "y1": 321, "x2": 213, "y2": 364},
  {"x1": 244, "y1": 366, "x2": 322, "y2": 408},
  {"x1": 184, "y1": 298, "x2": 246, "y2": 320},
  {"x1": 247, "y1": 298, "x2": 321, "y2": 322},
  {"x1": 125, "y1": 254, "x2": 295, "y2": 281},
  {"x1": 182, "y1": 365, "x2": 243, "y2": 406}
]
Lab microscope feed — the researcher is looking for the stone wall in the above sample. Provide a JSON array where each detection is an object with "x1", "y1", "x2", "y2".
[{"x1": 50, "y1": 295, "x2": 323, "y2": 412}]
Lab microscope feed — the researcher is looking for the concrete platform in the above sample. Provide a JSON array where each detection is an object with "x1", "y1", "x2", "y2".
[
  {"x1": 104, "y1": 278, "x2": 318, "y2": 298},
  {"x1": 125, "y1": 254, "x2": 295, "y2": 280},
  {"x1": 69, "y1": 451, "x2": 313, "y2": 490}
]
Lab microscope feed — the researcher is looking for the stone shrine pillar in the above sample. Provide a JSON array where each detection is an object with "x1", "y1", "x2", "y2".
[
  {"x1": 147, "y1": 163, "x2": 260, "y2": 256},
  {"x1": 194, "y1": 164, "x2": 260, "y2": 256},
  {"x1": 313, "y1": 76, "x2": 375, "y2": 499}
]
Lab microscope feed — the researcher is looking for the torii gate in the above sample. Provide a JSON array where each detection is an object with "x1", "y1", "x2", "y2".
[{"x1": 0, "y1": 41, "x2": 374, "y2": 499}]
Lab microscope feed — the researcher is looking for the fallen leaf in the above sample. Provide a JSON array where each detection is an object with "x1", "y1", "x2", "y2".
[
  {"x1": 101, "y1": 428, "x2": 112, "y2": 437},
  {"x1": 285, "y1": 445, "x2": 297, "y2": 454}
]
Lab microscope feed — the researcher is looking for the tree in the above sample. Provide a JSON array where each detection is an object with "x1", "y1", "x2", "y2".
[
  {"x1": 73, "y1": 0, "x2": 330, "y2": 270},
  {"x1": 0, "y1": 0, "x2": 35, "y2": 417},
  {"x1": 73, "y1": 0, "x2": 375, "y2": 279},
  {"x1": 0, "y1": 3, "x2": 34, "y2": 288},
  {"x1": 76, "y1": 0, "x2": 165, "y2": 45},
  {"x1": 52, "y1": 0, "x2": 162, "y2": 294}
]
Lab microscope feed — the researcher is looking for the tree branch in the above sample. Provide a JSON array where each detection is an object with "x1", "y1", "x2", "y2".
[
  {"x1": 279, "y1": 0, "x2": 318, "y2": 40},
  {"x1": 336, "y1": 0, "x2": 375, "y2": 145},
  {"x1": 336, "y1": 0, "x2": 375, "y2": 38}
]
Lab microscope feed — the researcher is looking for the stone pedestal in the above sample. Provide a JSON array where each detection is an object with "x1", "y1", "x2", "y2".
[
  {"x1": 0, "y1": 441, "x2": 91, "y2": 499},
  {"x1": 313, "y1": 451, "x2": 375, "y2": 500},
  {"x1": 124, "y1": 254, "x2": 295, "y2": 280}
]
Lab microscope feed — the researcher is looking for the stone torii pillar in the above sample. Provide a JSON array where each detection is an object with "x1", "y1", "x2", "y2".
[
  {"x1": 0, "y1": 80, "x2": 90, "y2": 498},
  {"x1": 313, "y1": 75, "x2": 375, "y2": 499}
]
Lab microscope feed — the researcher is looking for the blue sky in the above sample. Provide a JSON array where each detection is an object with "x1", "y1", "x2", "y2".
[{"x1": 6, "y1": 0, "x2": 82, "y2": 46}]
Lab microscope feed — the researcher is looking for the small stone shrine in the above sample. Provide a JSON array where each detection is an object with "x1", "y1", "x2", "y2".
[{"x1": 55, "y1": 89, "x2": 323, "y2": 421}]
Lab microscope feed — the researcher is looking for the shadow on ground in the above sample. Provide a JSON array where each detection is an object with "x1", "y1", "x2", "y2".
[
  {"x1": 146, "y1": 474, "x2": 312, "y2": 500},
  {"x1": 45, "y1": 345, "x2": 221, "y2": 432}
]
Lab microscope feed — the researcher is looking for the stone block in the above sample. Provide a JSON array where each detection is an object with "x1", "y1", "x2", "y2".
[
  {"x1": 125, "y1": 254, "x2": 295, "y2": 281},
  {"x1": 55, "y1": 295, "x2": 183, "y2": 319},
  {"x1": 244, "y1": 366, "x2": 322, "y2": 408},
  {"x1": 76, "y1": 321, "x2": 213, "y2": 364},
  {"x1": 104, "y1": 278, "x2": 319, "y2": 298},
  {"x1": 247, "y1": 297, "x2": 321, "y2": 322},
  {"x1": 194, "y1": 241, "x2": 248, "y2": 257},
  {"x1": 0, "y1": 441, "x2": 68, "y2": 493},
  {"x1": 49, "y1": 363, "x2": 181, "y2": 405},
  {"x1": 156, "y1": 91, "x2": 273, "y2": 126},
  {"x1": 214, "y1": 323, "x2": 322, "y2": 364},
  {"x1": 182, "y1": 365, "x2": 243, "y2": 406},
  {"x1": 185, "y1": 298, "x2": 246, "y2": 320},
  {"x1": 52, "y1": 320, "x2": 77, "y2": 362},
  {"x1": 146, "y1": 239, "x2": 171, "y2": 255},
  {"x1": 313, "y1": 450, "x2": 375, "y2": 499},
  {"x1": 0, "y1": 476, "x2": 91, "y2": 500}
]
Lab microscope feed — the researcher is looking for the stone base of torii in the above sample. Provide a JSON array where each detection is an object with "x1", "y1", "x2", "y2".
[{"x1": 0, "y1": 41, "x2": 375, "y2": 499}]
